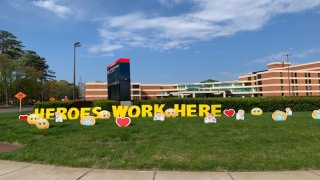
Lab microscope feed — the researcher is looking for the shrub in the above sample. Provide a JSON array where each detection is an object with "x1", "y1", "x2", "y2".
[
  {"x1": 93, "y1": 100, "x2": 120, "y2": 111},
  {"x1": 72, "y1": 100, "x2": 93, "y2": 109},
  {"x1": 34, "y1": 101, "x2": 73, "y2": 109}
]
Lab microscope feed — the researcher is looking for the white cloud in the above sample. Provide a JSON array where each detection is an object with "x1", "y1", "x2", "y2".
[
  {"x1": 32, "y1": 0, "x2": 72, "y2": 18},
  {"x1": 90, "y1": 0, "x2": 320, "y2": 53},
  {"x1": 157, "y1": 0, "x2": 188, "y2": 7}
]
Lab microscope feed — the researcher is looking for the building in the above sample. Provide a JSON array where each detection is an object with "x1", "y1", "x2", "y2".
[
  {"x1": 238, "y1": 61, "x2": 320, "y2": 97},
  {"x1": 85, "y1": 83, "x2": 178, "y2": 100},
  {"x1": 84, "y1": 61, "x2": 320, "y2": 100}
]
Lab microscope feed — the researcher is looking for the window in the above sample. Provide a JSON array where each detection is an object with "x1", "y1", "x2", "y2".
[
  {"x1": 132, "y1": 85, "x2": 140, "y2": 89},
  {"x1": 296, "y1": 93, "x2": 299, "y2": 96},
  {"x1": 295, "y1": 86, "x2": 298, "y2": 90},
  {"x1": 306, "y1": 86, "x2": 309, "y2": 90},
  {"x1": 281, "y1": 86, "x2": 284, "y2": 91},
  {"x1": 280, "y1": 79, "x2": 283, "y2": 84},
  {"x1": 308, "y1": 73, "x2": 311, "y2": 77},
  {"x1": 295, "y1": 79, "x2": 298, "y2": 84},
  {"x1": 257, "y1": 74, "x2": 262, "y2": 79},
  {"x1": 291, "y1": 79, "x2": 294, "y2": 84},
  {"x1": 291, "y1": 72, "x2": 294, "y2": 77},
  {"x1": 280, "y1": 72, "x2": 283, "y2": 77},
  {"x1": 281, "y1": 93, "x2": 284, "y2": 96},
  {"x1": 133, "y1": 90, "x2": 140, "y2": 95},
  {"x1": 248, "y1": 77, "x2": 251, "y2": 81},
  {"x1": 305, "y1": 73, "x2": 308, "y2": 77},
  {"x1": 309, "y1": 79, "x2": 312, "y2": 84},
  {"x1": 258, "y1": 81, "x2": 262, "y2": 85},
  {"x1": 318, "y1": 73, "x2": 320, "y2": 77},
  {"x1": 295, "y1": 73, "x2": 297, "y2": 77}
]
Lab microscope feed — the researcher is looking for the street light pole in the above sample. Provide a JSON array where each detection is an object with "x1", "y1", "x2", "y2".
[{"x1": 73, "y1": 42, "x2": 81, "y2": 102}]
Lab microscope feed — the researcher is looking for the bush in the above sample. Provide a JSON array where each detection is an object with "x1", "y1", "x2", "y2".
[
  {"x1": 72, "y1": 100, "x2": 93, "y2": 109},
  {"x1": 93, "y1": 100, "x2": 120, "y2": 111},
  {"x1": 133, "y1": 97, "x2": 320, "y2": 112},
  {"x1": 34, "y1": 101, "x2": 73, "y2": 109}
]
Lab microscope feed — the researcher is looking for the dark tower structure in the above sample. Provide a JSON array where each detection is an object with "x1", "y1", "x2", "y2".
[{"x1": 107, "y1": 58, "x2": 131, "y2": 101}]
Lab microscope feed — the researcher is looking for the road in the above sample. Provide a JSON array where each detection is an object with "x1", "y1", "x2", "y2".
[{"x1": 0, "y1": 107, "x2": 33, "y2": 114}]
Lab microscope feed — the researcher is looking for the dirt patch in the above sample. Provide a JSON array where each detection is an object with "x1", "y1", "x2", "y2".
[{"x1": 0, "y1": 142, "x2": 22, "y2": 153}]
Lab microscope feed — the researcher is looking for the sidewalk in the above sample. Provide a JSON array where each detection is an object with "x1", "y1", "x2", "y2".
[{"x1": 0, "y1": 160, "x2": 320, "y2": 180}]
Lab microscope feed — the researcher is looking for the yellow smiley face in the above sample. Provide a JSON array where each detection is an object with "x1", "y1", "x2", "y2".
[
  {"x1": 80, "y1": 116, "x2": 96, "y2": 126},
  {"x1": 312, "y1": 110, "x2": 320, "y2": 119},
  {"x1": 164, "y1": 108, "x2": 177, "y2": 118},
  {"x1": 27, "y1": 114, "x2": 39, "y2": 125},
  {"x1": 35, "y1": 118, "x2": 50, "y2": 129},
  {"x1": 272, "y1": 111, "x2": 287, "y2": 121},
  {"x1": 251, "y1": 108, "x2": 263, "y2": 116},
  {"x1": 98, "y1": 110, "x2": 111, "y2": 119}
]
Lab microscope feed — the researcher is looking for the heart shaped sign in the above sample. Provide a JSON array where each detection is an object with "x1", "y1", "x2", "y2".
[
  {"x1": 223, "y1": 109, "x2": 235, "y2": 117},
  {"x1": 115, "y1": 117, "x2": 131, "y2": 127},
  {"x1": 19, "y1": 115, "x2": 28, "y2": 120}
]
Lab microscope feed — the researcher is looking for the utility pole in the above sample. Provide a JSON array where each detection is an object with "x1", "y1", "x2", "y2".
[
  {"x1": 73, "y1": 42, "x2": 81, "y2": 102},
  {"x1": 284, "y1": 54, "x2": 291, "y2": 96}
]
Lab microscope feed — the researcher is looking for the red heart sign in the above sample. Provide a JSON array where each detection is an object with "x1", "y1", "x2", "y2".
[
  {"x1": 223, "y1": 109, "x2": 235, "y2": 117},
  {"x1": 19, "y1": 115, "x2": 28, "y2": 120},
  {"x1": 115, "y1": 117, "x2": 131, "y2": 127}
]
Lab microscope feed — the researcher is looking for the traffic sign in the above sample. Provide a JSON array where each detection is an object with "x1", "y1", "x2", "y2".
[
  {"x1": 15, "y1": 92, "x2": 26, "y2": 112},
  {"x1": 15, "y1": 92, "x2": 26, "y2": 100}
]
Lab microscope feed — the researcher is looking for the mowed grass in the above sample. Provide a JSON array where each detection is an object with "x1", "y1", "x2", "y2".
[{"x1": 0, "y1": 111, "x2": 320, "y2": 171}]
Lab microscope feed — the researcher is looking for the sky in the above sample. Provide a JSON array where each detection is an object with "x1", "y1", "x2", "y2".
[{"x1": 1, "y1": 0, "x2": 320, "y2": 84}]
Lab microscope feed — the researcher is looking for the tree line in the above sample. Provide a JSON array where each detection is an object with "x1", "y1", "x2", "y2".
[{"x1": 0, "y1": 30, "x2": 77, "y2": 105}]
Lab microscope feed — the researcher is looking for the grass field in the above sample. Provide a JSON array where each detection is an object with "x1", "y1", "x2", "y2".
[{"x1": 0, "y1": 111, "x2": 320, "y2": 171}]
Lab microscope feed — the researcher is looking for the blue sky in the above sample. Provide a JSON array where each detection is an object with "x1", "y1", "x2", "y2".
[{"x1": 1, "y1": 0, "x2": 320, "y2": 83}]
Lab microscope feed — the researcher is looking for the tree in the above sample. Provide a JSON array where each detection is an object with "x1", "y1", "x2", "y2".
[{"x1": 0, "y1": 30, "x2": 23, "y2": 105}]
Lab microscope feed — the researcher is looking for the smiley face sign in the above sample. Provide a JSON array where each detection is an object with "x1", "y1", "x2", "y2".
[
  {"x1": 272, "y1": 110, "x2": 287, "y2": 121},
  {"x1": 98, "y1": 110, "x2": 111, "y2": 119},
  {"x1": 27, "y1": 114, "x2": 39, "y2": 125},
  {"x1": 312, "y1": 110, "x2": 320, "y2": 120},
  {"x1": 80, "y1": 116, "x2": 96, "y2": 126},
  {"x1": 36, "y1": 118, "x2": 50, "y2": 129},
  {"x1": 164, "y1": 108, "x2": 177, "y2": 118},
  {"x1": 251, "y1": 108, "x2": 263, "y2": 116}
]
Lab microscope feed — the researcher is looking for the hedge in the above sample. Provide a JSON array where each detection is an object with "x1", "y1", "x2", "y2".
[
  {"x1": 34, "y1": 97, "x2": 320, "y2": 112},
  {"x1": 133, "y1": 97, "x2": 320, "y2": 112},
  {"x1": 93, "y1": 100, "x2": 120, "y2": 111},
  {"x1": 34, "y1": 101, "x2": 74, "y2": 109}
]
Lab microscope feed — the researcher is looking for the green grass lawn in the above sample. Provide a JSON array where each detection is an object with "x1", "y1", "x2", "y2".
[{"x1": 0, "y1": 111, "x2": 320, "y2": 171}]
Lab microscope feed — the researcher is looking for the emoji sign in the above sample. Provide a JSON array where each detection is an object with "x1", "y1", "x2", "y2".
[
  {"x1": 80, "y1": 116, "x2": 96, "y2": 126},
  {"x1": 204, "y1": 113, "x2": 217, "y2": 124},
  {"x1": 98, "y1": 110, "x2": 111, "y2": 119},
  {"x1": 27, "y1": 114, "x2": 39, "y2": 125},
  {"x1": 236, "y1": 109, "x2": 245, "y2": 120},
  {"x1": 312, "y1": 110, "x2": 320, "y2": 120},
  {"x1": 36, "y1": 118, "x2": 50, "y2": 129},
  {"x1": 19, "y1": 115, "x2": 28, "y2": 120},
  {"x1": 223, "y1": 109, "x2": 235, "y2": 117},
  {"x1": 55, "y1": 112, "x2": 63, "y2": 122},
  {"x1": 285, "y1": 108, "x2": 292, "y2": 116},
  {"x1": 272, "y1": 111, "x2": 287, "y2": 121},
  {"x1": 115, "y1": 117, "x2": 131, "y2": 127},
  {"x1": 164, "y1": 108, "x2": 177, "y2": 118},
  {"x1": 251, "y1": 108, "x2": 263, "y2": 116},
  {"x1": 154, "y1": 112, "x2": 165, "y2": 121}
]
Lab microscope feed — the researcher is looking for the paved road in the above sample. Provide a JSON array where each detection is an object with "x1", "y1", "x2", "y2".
[
  {"x1": 0, "y1": 107, "x2": 33, "y2": 114},
  {"x1": 0, "y1": 160, "x2": 320, "y2": 180}
]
